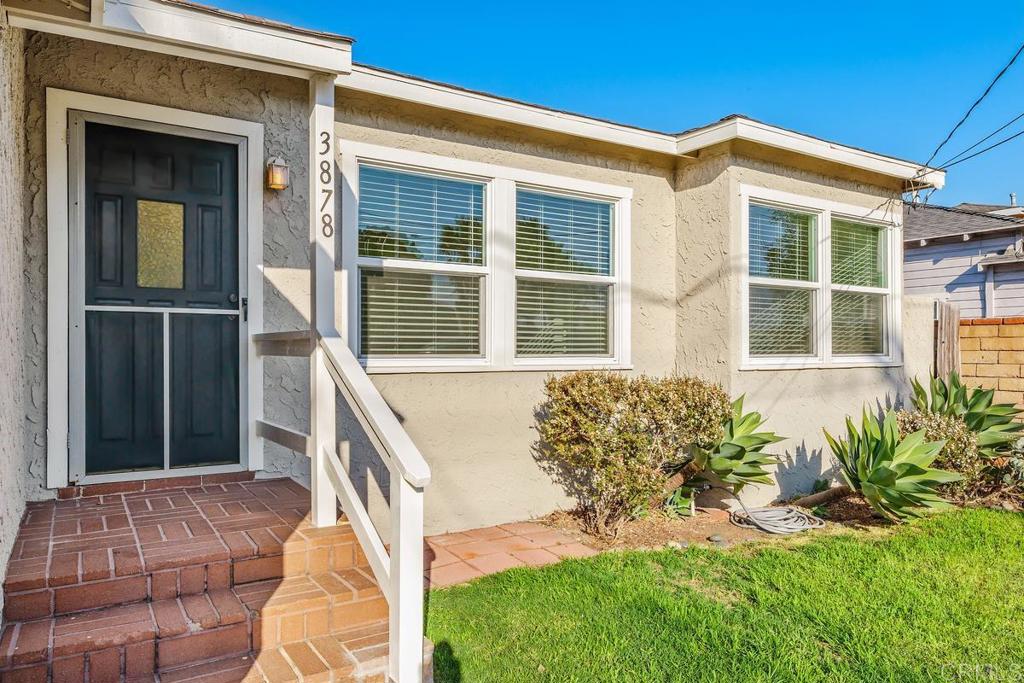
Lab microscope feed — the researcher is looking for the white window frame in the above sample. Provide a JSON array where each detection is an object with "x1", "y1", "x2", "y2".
[
  {"x1": 339, "y1": 140, "x2": 632, "y2": 373},
  {"x1": 739, "y1": 185, "x2": 902, "y2": 371}
]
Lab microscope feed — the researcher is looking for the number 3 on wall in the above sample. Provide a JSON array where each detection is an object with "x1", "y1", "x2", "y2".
[{"x1": 319, "y1": 131, "x2": 334, "y2": 238}]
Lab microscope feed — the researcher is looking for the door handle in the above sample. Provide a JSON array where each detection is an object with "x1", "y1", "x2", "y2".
[{"x1": 242, "y1": 297, "x2": 248, "y2": 322}]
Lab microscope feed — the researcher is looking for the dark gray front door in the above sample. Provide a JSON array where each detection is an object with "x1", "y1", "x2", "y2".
[{"x1": 84, "y1": 122, "x2": 241, "y2": 475}]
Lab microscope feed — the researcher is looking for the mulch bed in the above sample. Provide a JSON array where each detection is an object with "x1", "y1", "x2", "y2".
[{"x1": 539, "y1": 495, "x2": 897, "y2": 551}]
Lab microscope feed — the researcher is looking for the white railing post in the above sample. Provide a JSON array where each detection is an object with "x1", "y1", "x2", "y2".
[
  {"x1": 389, "y1": 478, "x2": 425, "y2": 683},
  {"x1": 308, "y1": 73, "x2": 338, "y2": 528}
]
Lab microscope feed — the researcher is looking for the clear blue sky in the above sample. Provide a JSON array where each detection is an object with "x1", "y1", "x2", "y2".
[{"x1": 219, "y1": 0, "x2": 1023, "y2": 207}]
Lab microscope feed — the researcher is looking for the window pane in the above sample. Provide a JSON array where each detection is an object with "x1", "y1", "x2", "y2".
[
  {"x1": 749, "y1": 286, "x2": 814, "y2": 356},
  {"x1": 358, "y1": 166, "x2": 485, "y2": 265},
  {"x1": 516, "y1": 191, "x2": 612, "y2": 275},
  {"x1": 748, "y1": 204, "x2": 815, "y2": 281},
  {"x1": 833, "y1": 291, "x2": 885, "y2": 355},
  {"x1": 516, "y1": 280, "x2": 610, "y2": 356},
  {"x1": 360, "y1": 270, "x2": 481, "y2": 356},
  {"x1": 137, "y1": 200, "x2": 184, "y2": 289},
  {"x1": 832, "y1": 219, "x2": 886, "y2": 287}
]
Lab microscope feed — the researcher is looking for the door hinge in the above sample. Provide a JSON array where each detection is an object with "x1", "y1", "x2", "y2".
[{"x1": 242, "y1": 297, "x2": 248, "y2": 322}]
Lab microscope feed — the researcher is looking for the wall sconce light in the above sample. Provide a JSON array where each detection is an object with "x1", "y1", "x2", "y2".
[{"x1": 265, "y1": 157, "x2": 290, "y2": 191}]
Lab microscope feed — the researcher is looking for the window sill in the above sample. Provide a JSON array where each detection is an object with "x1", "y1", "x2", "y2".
[
  {"x1": 363, "y1": 360, "x2": 633, "y2": 374},
  {"x1": 739, "y1": 358, "x2": 902, "y2": 372}
]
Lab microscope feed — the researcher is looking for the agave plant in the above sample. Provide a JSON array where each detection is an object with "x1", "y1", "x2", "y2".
[
  {"x1": 662, "y1": 397, "x2": 783, "y2": 514},
  {"x1": 697, "y1": 396, "x2": 784, "y2": 491},
  {"x1": 910, "y1": 372, "x2": 1023, "y2": 457},
  {"x1": 824, "y1": 409, "x2": 961, "y2": 521}
]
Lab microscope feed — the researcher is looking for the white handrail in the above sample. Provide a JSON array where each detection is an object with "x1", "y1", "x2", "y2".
[
  {"x1": 318, "y1": 335, "x2": 431, "y2": 487},
  {"x1": 317, "y1": 334, "x2": 428, "y2": 683}
]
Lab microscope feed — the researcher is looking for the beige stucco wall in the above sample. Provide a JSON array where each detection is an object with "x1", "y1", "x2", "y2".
[
  {"x1": 332, "y1": 90, "x2": 679, "y2": 535},
  {"x1": 17, "y1": 32, "x2": 937, "y2": 538},
  {"x1": 0, "y1": 22, "x2": 29, "y2": 617},
  {"x1": 676, "y1": 150, "x2": 935, "y2": 505},
  {"x1": 21, "y1": 33, "x2": 315, "y2": 495}
]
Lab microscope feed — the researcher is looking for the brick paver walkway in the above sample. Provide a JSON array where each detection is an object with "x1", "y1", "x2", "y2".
[{"x1": 424, "y1": 522, "x2": 597, "y2": 588}]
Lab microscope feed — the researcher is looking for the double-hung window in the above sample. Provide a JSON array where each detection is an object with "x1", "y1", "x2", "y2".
[
  {"x1": 742, "y1": 186, "x2": 898, "y2": 368},
  {"x1": 343, "y1": 142, "x2": 631, "y2": 372}
]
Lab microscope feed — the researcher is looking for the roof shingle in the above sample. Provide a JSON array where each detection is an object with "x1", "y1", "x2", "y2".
[{"x1": 903, "y1": 203, "x2": 1024, "y2": 242}]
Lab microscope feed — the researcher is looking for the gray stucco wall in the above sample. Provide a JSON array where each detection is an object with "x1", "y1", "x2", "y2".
[
  {"x1": 22, "y1": 33, "x2": 313, "y2": 495},
  {"x1": 0, "y1": 22, "x2": 29, "y2": 617},
  {"x1": 676, "y1": 149, "x2": 935, "y2": 505}
]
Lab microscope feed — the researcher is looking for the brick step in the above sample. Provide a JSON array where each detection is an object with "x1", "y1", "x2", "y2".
[
  {"x1": 4, "y1": 485, "x2": 362, "y2": 620},
  {"x1": 160, "y1": 625, "x2": 435, "y2": 683},
  {"x1": 0, "y1": 571, "x2": 389, "y2": 682}
]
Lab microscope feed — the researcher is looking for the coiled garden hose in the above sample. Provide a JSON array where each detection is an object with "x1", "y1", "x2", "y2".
[{"x1": 706, "y1": 485, "x2": 826, "y2": 535}]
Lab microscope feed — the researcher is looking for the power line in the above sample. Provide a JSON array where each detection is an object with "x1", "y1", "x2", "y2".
[
  {"x1": 941, "y1": 127, "x2": 1024, "y2": 170},
  {"x1": 923, "y1": 40, "x2": 1024, "y2": 168},
  {"x1": 938, "y1": 110, "x2": 1024, "y2": 167}
]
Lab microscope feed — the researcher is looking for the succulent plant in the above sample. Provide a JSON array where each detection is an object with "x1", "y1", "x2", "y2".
[
  {"x1": 910, "y1": 373, "x2": 1023, "y2": 457},
  {"x1": 824, "y1": 409, "x2": 961, "y2": 521}
]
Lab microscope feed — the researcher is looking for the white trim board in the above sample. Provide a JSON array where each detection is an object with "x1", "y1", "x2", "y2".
[
  {"x1": 46, "y1": 88, "x2": 265, "y2": 488},
  {"x1": 340, "y1": 66, "x2": 945, "y2": 190},
  {"x1": 7, "y1": 1, "x2": 350, "y2": 79},
  {"x1": 338, "y1": 139, "x2": 633, "y2": 374}
]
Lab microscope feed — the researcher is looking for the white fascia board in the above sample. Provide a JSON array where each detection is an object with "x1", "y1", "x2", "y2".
[
  {"x1": 987, "y1": 207, "x2": 1024, "y2": 217},
  {"x1": 678, "y1": 118, "x2": 946, "y2": 190},
  {"x1": 340, "y1": 65, "x2": 679, "y2": 155},
  {"x1": 8, "y1": 1, "x2": 351, "y2": 77},
  {"x1": 103, "y1": 0, "x2": 351, "y2": 73},
  {"x1": 342, "y1": 67, "x2": 943, "y2": 189}
]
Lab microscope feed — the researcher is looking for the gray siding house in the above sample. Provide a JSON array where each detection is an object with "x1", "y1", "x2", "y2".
[{"x1": 904, "y1": 202, "x2": 1024, "y2": 318}]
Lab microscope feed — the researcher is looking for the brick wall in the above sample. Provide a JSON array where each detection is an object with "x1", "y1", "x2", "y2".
[{"x1": 959, "y1": 317, "x2": 1024, "y2": 405}]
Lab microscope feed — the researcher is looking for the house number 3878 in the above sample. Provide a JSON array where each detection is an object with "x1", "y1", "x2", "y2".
[{"x1": 319, "y1": 131, "x2": 334, "y2": 238}]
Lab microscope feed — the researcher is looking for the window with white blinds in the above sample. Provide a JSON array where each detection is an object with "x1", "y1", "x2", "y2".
[
  {"x1": 358, "y1": 166, "x2": 485, "y2": 265},
  {"x1": 748, "y1": 204, "x2": 815, "y2": 281},
  {"x1": 516, "y1": 280, "x2": 610, "y2": 356},
  {"x1": 516, "y1": 191, "x2": 612, "y2": 275},
  {"x1": 360, "y1": 270, "x2": 482, "y2": 356},
  {"x1": 346, "y1": 144, "x2": 630, "y2": 370},
  {"x1": 830, "y1": 218, "x2": 887, "y2": 356},
  {"x1": 357, "y1": 165, "x2": 487, "y2": 358},
  {"x1": 744, "y1": 193, "x2": 895, "y2": 366},
  {"x1": 515, "y1": 190, "x2": 615, "y2": 358}
]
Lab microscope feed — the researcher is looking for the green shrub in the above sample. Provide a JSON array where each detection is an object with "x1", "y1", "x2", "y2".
[
  {"x1": 910, "y1": 373, "x2": 1023, "y2": 457},
  {"x1": 824, "y1": 409, "x2": 961, "y2": 521},
  {"x1": 896, "y1": 410, "x2": 983, "y2": 499},
  {"x1": 538, "y1": 371, "x2": 730, "y2": 537}
]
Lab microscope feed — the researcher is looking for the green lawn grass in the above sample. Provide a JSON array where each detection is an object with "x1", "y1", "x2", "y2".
[{"x1": 425, "y1": 510, "x2": 1024, "y2": 682}]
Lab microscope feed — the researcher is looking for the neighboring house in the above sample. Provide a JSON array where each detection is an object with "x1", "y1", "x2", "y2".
[
  {"x1": 955, "y1": 197, "x2": 1024, "y2": 219},
  {"x1": 0, "y1": 1, "x2": 944, "y2": 680},
  {"x1": 904, "y1": 202, "x2": 1024, "y2": 317}
]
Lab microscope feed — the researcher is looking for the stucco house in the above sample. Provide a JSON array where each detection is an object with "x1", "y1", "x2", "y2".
[
  {"x1": 905, "y1": 201, "x2": 1024, "y2": 317},
  {"x1": 0, "y1": 1, "x2": 945, "y2": 681}
]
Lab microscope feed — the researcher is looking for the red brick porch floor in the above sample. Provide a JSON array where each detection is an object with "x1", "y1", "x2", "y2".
[
  {"x1": 424, "y1": 522, "x2": 598, "y2": 589},
  {"x1": 0, "y1": 476, "x2": 425, "y2": 682}
]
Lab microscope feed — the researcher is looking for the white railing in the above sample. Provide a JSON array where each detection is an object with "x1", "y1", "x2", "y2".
[
  {"x1": 255, "y1": 332, "x2": 431, "y2": 683},
  {"x1": 250, "y1": 73, "x2": 430, "y2": 683}
]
